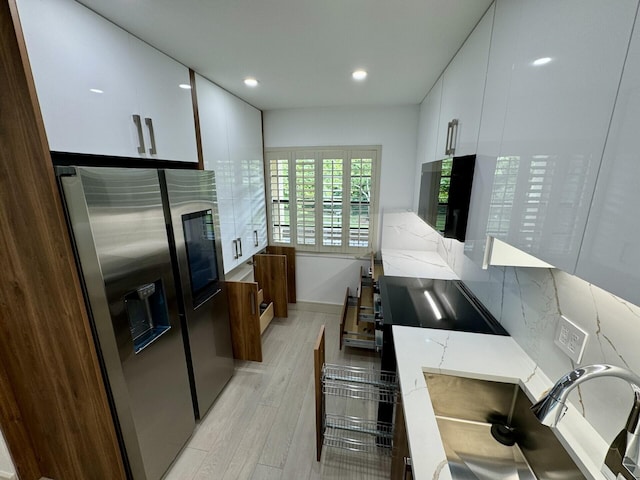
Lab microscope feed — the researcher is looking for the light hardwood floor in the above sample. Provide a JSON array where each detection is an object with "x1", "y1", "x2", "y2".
[{"x1": 163, "y1": 305, "x2": 391, "y2": 480}]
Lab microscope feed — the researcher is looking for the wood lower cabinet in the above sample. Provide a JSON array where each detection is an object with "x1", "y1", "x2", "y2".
[
  {"x1": 391, "y1": 398, "x2": 412, "y2": 480},
  {"x1": 254, "y1": 253, "x2": 288, "y2": 317},
  {"x1": 227, "y1": 251, "x2": 293, "y2": 362},
  {"x1": 227, "y1": 281, "x2": 274, "y2": 362}
]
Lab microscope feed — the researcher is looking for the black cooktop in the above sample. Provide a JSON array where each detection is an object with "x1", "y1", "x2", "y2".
[{"x1": 378, "y1": 276, "x2": 508, "y2": 335}]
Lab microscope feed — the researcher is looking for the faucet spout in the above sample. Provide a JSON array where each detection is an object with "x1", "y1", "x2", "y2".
[{"x1": 531, "y1": 364, "x2": 640, "y2": 480}]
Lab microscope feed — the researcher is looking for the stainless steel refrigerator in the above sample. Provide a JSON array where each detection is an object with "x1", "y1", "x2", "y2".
[
  {"x1": 57, "y1": 166, "x2": 234, "y2": 480},
  {"x1": 160, "y1": 169, "x2": 234, "y2": 419}
]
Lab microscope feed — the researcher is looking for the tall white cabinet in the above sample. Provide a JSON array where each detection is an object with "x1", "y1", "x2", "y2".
[
  {"x1": 462, "y1": 0, "x2": 638, "y2": 274},
  {"x1": 435, "y1": 4, "x2": 494, "y2": 159},
  {"x1": 576, "y1": 8, "x2": 640, "y2": 307},
  {"x1": 17, "y1": 0, "x2": 197, "y2": 162},
  {"x1": 195, "y1": 74, "x2": 267, "y2": 274}
]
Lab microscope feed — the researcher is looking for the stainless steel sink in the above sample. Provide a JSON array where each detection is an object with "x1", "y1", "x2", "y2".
[{"x1": 424, "y1": 373, "x2": 586, "y2": 480}]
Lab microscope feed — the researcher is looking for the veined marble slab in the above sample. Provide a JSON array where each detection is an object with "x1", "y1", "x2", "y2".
[
  {"x1": 393, "y1": 326, "x2": 608, "y2": 480},
  {"x1": 381, "y1": 249, "x2": 459, "y2": 279}
]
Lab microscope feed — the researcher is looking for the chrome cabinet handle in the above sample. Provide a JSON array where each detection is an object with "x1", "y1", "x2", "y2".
[
  {"x1": 132, "y1": 114, "x2": 146, "y2": 154},
  {"x1": 254, "y1": 230, "x2": 258, "y2": 247},
  {"x1": 448, "y1": 118, "x2": 458, "y2": 156},
  {"x1": 237, "y1": 237, "x2": 243, "y2": 257},
  {"x1": 404, "y1": 457, "x2": 413, "y2": 480},
  {"x1": 444, "y1": 121, "x2": 450, "y2": 156},
  {"x1": 145, "y1": 117, "x2": 157, "y2": 155},
  {"x1": 232, "y1": 239, "x2": 238, "y2": 259}
]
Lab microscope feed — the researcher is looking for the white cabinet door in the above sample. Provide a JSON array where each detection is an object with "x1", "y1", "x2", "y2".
[
  {"x1": 132, "y1": 38, "x2": 197, "y2": 163},
  {"x1": 436, "y1": 4, "x2": 494, "y2": 159},
  {"x1": 196, "y1": 75, "x2": 268, "y2": 274},
  {"x1": 477, "y1": 0, "x2": 637, "y2": 273},
  {"x1": 18, "y1": 0, "x2": 197, "y2": 161},
  {"x1": 576, "y1": 13, "x2": 640, "y2": 307},
  {"x1": 18, "y1": 0, "x2": 138, "y2": 157},
  {"x1": 226, "y1": 94, "x2": 254, "y2": 262},
  {"x1": 195, "y1": 74, "x2": 239, "y2": 273},
  {"x1": 243, "y1": 105, "x2": 268, "y2": 254},
  {"x1": 413, "y1": 77, "x2": 443, "y2": 210}
]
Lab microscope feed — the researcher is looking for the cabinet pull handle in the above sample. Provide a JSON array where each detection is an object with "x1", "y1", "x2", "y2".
[
  {"x1": 237, "y1": 237, "x2": 243, "y2": 257},
  {"x1": 132, "y1": 115, "x2": 146, "y2": 154},
  {"x1": 232, "y1": 239, "x2": 238, "y2": 259},
  {"x1": 254, "y1": 230, "x2": 258, "y2": 247},
  {"x1": 449, "y1": 118, "x2": 458, "y2": 156},
  {"x1": 250, "y1": 291, "x2": 256, "y2": 316},
  {"x1": 144, "y1": 117, "x2": 157, "y2": 155},
  {"x1": 445, "y1": 121, "x2": 451, "y2": 156},
  {"x1": 404, "y1": 457, "x2": 412, "y2": 480}
]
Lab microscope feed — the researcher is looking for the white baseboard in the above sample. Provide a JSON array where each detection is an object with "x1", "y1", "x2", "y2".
[{"x1": 0, "y1": 470, "x2": 16, "y2": 480}]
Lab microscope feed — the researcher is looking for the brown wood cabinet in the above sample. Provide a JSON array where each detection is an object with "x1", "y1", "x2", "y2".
[
  {"x1": 0, "y1": 2, "x2": 126, "y2": 477},
  {"x1": 227, "y1": 282, "x2": 274, "y2": 361}
]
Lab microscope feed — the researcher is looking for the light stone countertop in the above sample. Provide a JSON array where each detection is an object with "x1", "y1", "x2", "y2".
[
  {"x1": 393, "y1": 326, "x2": 610, "y2": 480},
  {"x1": 381, "y1": 249, "x2": 458, "y2": 280}
]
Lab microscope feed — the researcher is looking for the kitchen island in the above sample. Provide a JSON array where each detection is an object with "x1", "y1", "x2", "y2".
[{"x1": 394, "y1": 326, "x2": 609, "y2": 479}]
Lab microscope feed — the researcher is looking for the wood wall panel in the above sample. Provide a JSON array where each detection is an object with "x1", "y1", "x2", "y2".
[{"x1": 0, "y1": 2, "x2": 126, "y2": 478}]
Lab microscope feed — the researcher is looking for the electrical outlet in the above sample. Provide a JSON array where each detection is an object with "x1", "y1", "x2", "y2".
[{"x1": 554, "y1": 315, "x2": 588, "y2": 363}]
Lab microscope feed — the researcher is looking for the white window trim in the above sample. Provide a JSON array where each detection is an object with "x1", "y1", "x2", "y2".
[{"x1": 265, "y1": 145, "x2": 381, "y2": 254}]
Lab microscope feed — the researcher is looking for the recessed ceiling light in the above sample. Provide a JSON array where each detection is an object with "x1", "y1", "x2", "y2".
[
  {"x1": 352, "y1": 69, "x2": 368, "y2": 81},
  {"x1": 89, "y1": 88, "x2": 104, "y2": 94},
  {"x1": 244, "y1": 77, "x2": 259, "y2": 87},
  {"x1": 533, "y1": 57, "x2": 552, "y2": 66},
  {"x1": 178, "y1": 83, "x2": 192, "y2": 90}
]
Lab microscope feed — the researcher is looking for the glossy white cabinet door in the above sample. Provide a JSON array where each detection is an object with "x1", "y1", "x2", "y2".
[
  {"x1": 243, "y1": 106, "x2": 268, "y2": 254},
  {"x1": 576, "y1": 12, "x2": 640, "y2": 307},
  {"x1": 195, "y1": 74, "x2": 239, "y2": 273},
  {"x1": 413, "y1": 77, "x2": 443, "y2": 210},
  {"x1": 476, "y1": 0, "x2": 523, "y2": 159},
  {"x1": 132, "y1": 38, "x2": 197, "y2": 163},
  {"x1": 18, "y1": 0, "x2": 138, "y2": 157},
  {"x1": 226, "y1": 94, "x2": 254, "y2": 263},
  {"x1": 436, "y1": 4, "x2": 494, "y2": 159},
  {"x1": 489, "y1": 0, "x2": 637, "y2": 273}
]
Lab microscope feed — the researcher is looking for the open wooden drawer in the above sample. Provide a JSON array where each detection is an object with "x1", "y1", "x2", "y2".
[
  {"x1": 257, "y1": 289, "x2": 274, "y2": 334},
  {"x1": 339, "y1": 287, "x2": 375, "y2": 350}
]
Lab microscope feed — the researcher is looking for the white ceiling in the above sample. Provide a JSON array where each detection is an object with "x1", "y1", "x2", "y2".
[{"x1": 77, "y1": 0, "x2": 493, "y2": 111}]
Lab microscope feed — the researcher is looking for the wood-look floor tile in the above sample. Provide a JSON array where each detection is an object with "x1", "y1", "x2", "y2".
[{"x1": 165, "y1": 305, "x2": 390, "y2": 480}]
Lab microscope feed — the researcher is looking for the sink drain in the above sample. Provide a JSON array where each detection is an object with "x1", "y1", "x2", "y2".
[{"x1": 490, "y1": 423, "x2": 518, "y2": 446}]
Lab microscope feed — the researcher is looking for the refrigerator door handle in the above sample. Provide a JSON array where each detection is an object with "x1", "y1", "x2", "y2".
[
  {"x1": 237, "y1": 237, "x2": 243, "y2": 257},
  {"x1": 232, "y1": 239, "x2": 238, "y2": 259},
  {"x1": 254, "y1": 230, "x2": 258, "y2": 247}
]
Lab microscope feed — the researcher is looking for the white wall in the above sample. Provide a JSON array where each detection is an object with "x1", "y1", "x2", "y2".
[{"x1": 264, "y1": 105, "x2": 419, "y2": 304}]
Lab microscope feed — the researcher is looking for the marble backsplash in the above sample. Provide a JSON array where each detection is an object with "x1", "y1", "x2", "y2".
[
  {"x1": 442, "y1": 226, "x2": 640, "y2": 444},
  {"x1": 383, "y1": 210, "x2": 640, "y2": 444}
]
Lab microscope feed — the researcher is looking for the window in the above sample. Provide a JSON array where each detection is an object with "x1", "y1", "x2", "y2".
[{"x1": 265, "y1": 147, "x2": 380, "y2": 253}]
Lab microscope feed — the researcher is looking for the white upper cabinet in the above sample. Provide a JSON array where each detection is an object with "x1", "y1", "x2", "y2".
[
  {"x1": 576, "y1": 9, "x2": 640, "y2": 307},
  {"x1": 17, "y1": 0, "x2": 197, "y2": 162},
  {"x1": 413, "y1": 77, "x2": 442, "y2": 210},
  {"x1": 467, "y1": 0, "x2": 637, "y2": 274},
  {"x1": 195, "y1": 74, "x2": 267, "y2": 274},
  {"x1": 435, "y1": 4, "x2": 494, "y2": 159},
  {"x1": 131, "y1": 38, "x2": 197, "y2": 162}
]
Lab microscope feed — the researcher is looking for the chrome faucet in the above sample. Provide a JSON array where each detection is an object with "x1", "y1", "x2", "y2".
[{"x1": 531, "y1": 364, "x2": 640, "y2": 480}]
